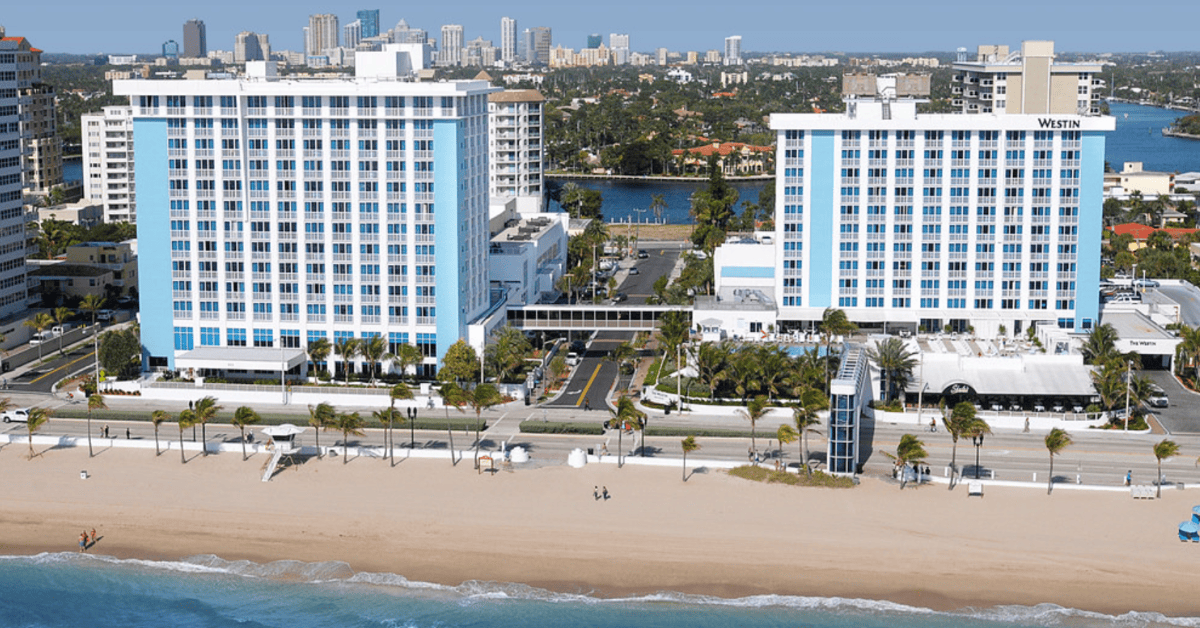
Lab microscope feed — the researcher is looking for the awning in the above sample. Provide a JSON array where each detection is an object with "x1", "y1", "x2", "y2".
[
  {"x1": 176, "y1": 346, "x2": 308, "y2": 372},
  {"x1": 910, "y1": 353, "x2": 1097, "y2": 397}
]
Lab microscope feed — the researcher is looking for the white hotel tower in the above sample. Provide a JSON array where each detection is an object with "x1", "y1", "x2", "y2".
[
  {"x1": 116, "y1": 61, "x2": 497, "y2": 377},
  {"x1": 767, "y1": 72, "x2": 1114, "y2": 336}
]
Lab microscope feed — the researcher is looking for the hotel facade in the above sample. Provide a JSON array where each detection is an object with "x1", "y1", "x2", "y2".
[
  {"x1": 116, "y1": 63, "x2": 498, "y2": 376},
  {"x1": 768, "y1": 97, "x2": 1113, "y2": 335}
]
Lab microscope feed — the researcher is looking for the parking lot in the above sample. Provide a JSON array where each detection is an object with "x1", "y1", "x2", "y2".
[{"x1": 1142, "y1": 369, "x2": 1200, "y2": 434}]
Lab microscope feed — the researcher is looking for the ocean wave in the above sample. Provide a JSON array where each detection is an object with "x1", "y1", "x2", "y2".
[{"x1": 2, "y1": 552, "x2": 1196, "y2": 626}]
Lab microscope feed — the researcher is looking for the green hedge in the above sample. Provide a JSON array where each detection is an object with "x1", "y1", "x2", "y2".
[
  {"x1": 728, "y1": 465, "x2": 856, "y2": 488},
  {"x1": 519, "y1": 421, "x2": 605, "y2": 435}
]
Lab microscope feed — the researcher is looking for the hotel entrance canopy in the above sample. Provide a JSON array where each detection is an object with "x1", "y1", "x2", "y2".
[
  {"x1": 911, "y1": 353, "x2": 1097, "y2": 398},
  {"x1": 175, "y1": 347, "x2": 308, "y2": 373}
]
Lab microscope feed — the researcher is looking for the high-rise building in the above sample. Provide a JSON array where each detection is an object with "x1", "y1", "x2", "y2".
[
  {"x1": 357, "y1": 9, "x2": 380, "y2": 39},
  {"x1": 586, "y1": 34, "x2": 601, "y2": 49},
  {"x1": 655, "y1": 48, "x2": 668, "y2": 66},
  {"x1": 724, "y1": 35, "x2": 742, "y2": 65},
  {"x1": 760, "y1": 71, "x2": 1114, "y2": 335},
  {"x1": 115, "y1": 62, "x2": 498, "y2": 374},
  {"x1": 183, "y1": 19, "x2": 207, "y2": 58},
  {"x1": 24, "y1": 81, "x2": 63, "y2": 196},
  {"x1": 488, "y1": 90, "x2": 545, "y2": 212},
  {"x1": 389, "y1": 19, "x2": 426, "y2": 44},
  {"x1": 234, "y1": 31, "x2": 270, "y2": 64},
  {"x1": 609, "y1": 33, "x2": 629, "y2": 49},
  {"x1": 82, "y1": 106, "x2": 136, "y2": 223},
  {"x1": 162, "y1": 40, "x2": 180, "y2": 60},
  {"x1": 344, "y1": 20, "x2": 363, "y2": 50},
  {"x1": 529, "y1": 27, "x2": 551, "y2": 65},
  {"x1": 0, "y1": 34, "x2": 34, "y2": 316},
  {"x1": 500, "y1": 17, "x2": 517, "y2": 64},
  {"x1": 439, "y1": 24, "x2": 463, "y2": 66},
  {"x1": 952, "y1": 41, "x2": 1102, "y2": 116},
  {"x1": 306, "y1": 14, "x2": 339, "y2": 58}
]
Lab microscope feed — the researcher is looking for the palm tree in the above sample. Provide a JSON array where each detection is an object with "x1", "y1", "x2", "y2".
[
  {"x1": 1044, "y1": 428, "x2": 1073, "y2": 495},
  {"x1": 86, "y1": 393, "x2": 107, "y2": 457},
  {"x1": 79, "y1": 294, "x2": 105, "y2": 384},
  {"x1": 694, "y1": 341, "x2": 729, "y2": 399},
  {"x1": 882, "y1": 434, "x2": 927, "y2": 490},
  {"x1": 726, "y1": 348, "x2": 761, "y2": 403},
  {"x1": 52, "y1": 306, "x2": 72, "y2": 355},
  {"x1": 332, "y1": 411, "x2": 366, "y2": 464},
  {"x1": 610, "y1": 396, "x2": 644, "y2": 468},
  {"x1": 231, "y1": 406, "x2": 261, "y2": 461},
  {"x1": 390, "y1": 343, "x2": 423, "y2": 382},
  {"x1": 487, "y1": 326, "x2": 532, "y2": 384},
  {"x1": 865, "y1": 337, "x2": 918, "y2": 403},
  {"x1": 737, "y1": 395, "x2": 769, "y2": 462},
  {"x1": 681, "y1": 435, "x2": 699, "y2": 481},
  {"x1": 439, "y1": 382, "x2": 468, "y2": 466},
  {"x1": 177, "y1": 409, "x2": 197, "y2": 464},
  {"x1": 654, "y1": 310, "x2": 690, "y2": 385},
  {"x1": 792, "y1": 387, "x2": 826, "y2": 477},
  {"x1": 462, "y1": 384, "x2": 504, "y2": 469},
  {"x1": 333, "y1": 336, "x2": 360, "y2": 384},
  {"x1": 819, "y1": 308, "x2": 858, "y2": 389},
  {"x1": 1153, "y1": 439, "x2": 1180, "y2": 498},
  {"x1": 755, "y1": 346, "x2": 791, "y2": 402},
  {"x1": 776, "y1": 423, "x2": 798, "y2": 469},
  {"x1": 307, "y1": 402, "x2": 335, "y2": 458},
  {"x1": 151, "y1": 409, "x2": 169, "y2": 456},
  {"x1": 1174, "y1": 324, "x2": 1200, "y2": 383},
  {"x1": 25, "y1": 406, "x2": 49, "y2": 459},
  {"x1": 650, "y1": 193, "x2": 667, "y2": 224},
  {"x1": 24, "y1": 312, "x2": 53, "y2": 360},
  {"x1": 192, "y1": 396, "x2": 222, "y2": 456},
  {"x1": 307, "y1": 337, "x2": 332, "y2": 379},
  {"x1": 389, "y1": 382, "x2": 413, "y2": 463},
  {"x1": 373, "y1": 407, "x2": 400, "y2": 463},
  {"x1": 358, "y1": 335, "x2": 390, "y2": 385},
  {"x1": 942, "y1": 401, "x2": 991, "y2": 476},
  {"x1": 1081, "y1": 323, "x2": 1119, "y2": 366}
]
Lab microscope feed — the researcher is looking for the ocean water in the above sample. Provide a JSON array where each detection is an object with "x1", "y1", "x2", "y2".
[
  {"x1": 1105, "y1": 102, "x2": 1200, "y2": 174},
  {"x1": 0, "y1": 553, "x2": 1194, "y2": 628}
]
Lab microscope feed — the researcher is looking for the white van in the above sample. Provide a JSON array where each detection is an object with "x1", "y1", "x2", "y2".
[{"x1": 28, "y1": 330, "x2": 55, "y2": 345}]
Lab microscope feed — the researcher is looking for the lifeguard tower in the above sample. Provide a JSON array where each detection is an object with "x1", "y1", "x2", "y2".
[{"x1": 260, "y1": 424, "x2": 307, "y2": 482}]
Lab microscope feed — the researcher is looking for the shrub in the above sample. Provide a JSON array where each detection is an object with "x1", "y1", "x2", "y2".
[
  {"x1": 519, "y1": 421, "x2": 604, "y2": 435},
  {"x1": 727, "y1": 465, "x2": 855, "y2": 488}
]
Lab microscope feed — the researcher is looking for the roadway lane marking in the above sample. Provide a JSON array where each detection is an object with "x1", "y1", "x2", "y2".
[
  {"x1": 576, "y1": 363, "x2": 602, "y2": 407},
  {"x1": 29, "y1": 352, "x2": 95, "y2": 384}
]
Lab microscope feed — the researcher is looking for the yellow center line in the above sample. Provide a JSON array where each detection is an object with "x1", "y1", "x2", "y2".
[
  {"x1": 29, "y1": 352, "x2": 95, "y2": 384},
  {"x1": 576, "y1": 363, "x2": 602, "y2": 407}
]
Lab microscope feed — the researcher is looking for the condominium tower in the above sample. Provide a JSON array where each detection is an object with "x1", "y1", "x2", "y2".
[
  {"x1": 0, "y1": 34, "x2": 34, "y2": 317},
  {"x1": 952, "y1": 41, "x2": 1103, "y2": 116},
  {"x1": 439, "y1": 24, "x2": 463, "y2": 66},
  {"x1": 306, "y1": 14, "x2": 339, "y2": 58},
  {"x1": 183, "y1": 19, "x2": 206, "y2": 58},
  {"x1": 357, "y1": 10, "x2": 380, "y2": 39},
  {"x1": 500, "y1": 17, "x2": 517, "y2": 64},
  {"x1": 234, "y1": 32, "x2": 270, "y2": 64},
  {"x1": 488, "y1": 90, "x2": 544, "y2": 212},
  {"x1": 115, "y1": 62, "x2": 497, "y2": 375},
  {"x1": 724, "y1": 35, "x2": 742, "y2": 65},
  {"x1": 82, "y1": 106, "x2": 136, "y2": 223}
]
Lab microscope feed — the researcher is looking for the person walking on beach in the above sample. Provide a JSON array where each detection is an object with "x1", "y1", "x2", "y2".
[
  {"x1": 79, "y1": 532, "x2": 87, "y2": 552},
  {"x1": 602, "y1": 486, "x2": 610, "y2": 500},
  {"x1": 593, "y1": 486, "x2": 600, "y2": 501},
  {"x1": 91, "y1": 528, "x2": 96, "y2": 545},
  {"x1": 1125, "y1": 470, "x2": 1132, "y2": 487}
]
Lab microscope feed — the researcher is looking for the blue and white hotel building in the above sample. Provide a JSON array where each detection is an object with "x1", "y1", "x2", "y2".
[
  {"x1": 762, "y1": 90, "x2": 1114, "y2": 336},
  {"x1": 116, "y1": 60, "x2": 498, "y2": 377}
]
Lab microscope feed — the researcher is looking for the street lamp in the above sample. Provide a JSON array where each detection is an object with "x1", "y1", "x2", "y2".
[
  {"x1": 972, "y1": 431, "x2": 985, "y2": 479},
  {"x1": 1123, "y1": 359, "x2": 1132, "y2": 431}
]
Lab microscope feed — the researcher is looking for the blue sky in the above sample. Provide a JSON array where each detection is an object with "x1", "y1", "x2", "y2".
[{"x1": 4, "y1": 0, "x2": 1195, "y2": 55}]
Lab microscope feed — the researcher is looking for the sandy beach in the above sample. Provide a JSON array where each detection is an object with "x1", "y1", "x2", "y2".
[{"x1": 0, "y1": 444, "x2": 1196, "y2": 617}]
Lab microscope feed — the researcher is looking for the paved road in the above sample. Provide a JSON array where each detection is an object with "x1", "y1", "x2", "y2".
[
  {"x1": 7, "y1": 345, "x2": 97, "y2": 394},
  {"x1": 545, "y1": 331, "x2": 630, "y2": 412},
  {"x1": 5, "y1": 410, "x2": 1195, "y2": 489},
  {"x1": 616, "y1": 244, "x2": 682, "y2": 305},
  {"x1": 1142, "y1": 369, "x2": 1200, "y2": 434}
]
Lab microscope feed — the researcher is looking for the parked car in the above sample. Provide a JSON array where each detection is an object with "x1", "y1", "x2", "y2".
[
  {"x1": 1106, "y1": 294, "x2": 1141, "y2": 304},
  {"x1": 96, "y1": 309, "x2": 115, "y2": 322},
  {"x1": 1133, "y1": 278, "x2": 1160, "y2": 288},
  {"x1": 637, "y1": 250, "x2": 648, "y2": 259},
  {"x1": 28, "y1": 330, "x2": 55, "y2": 345},
  {"x1": 1147, "y1": 387, "x2": 1169, "y2": 408},
  {"x1": 628, "y1": 267, "x2": 639, "y2": 275},
  {"x1": 566, "y1": 352, "x2": 581, "y2": 367},
  {"x1": 1, "y1": 408, "x2": 29, "y2": 423},
  {"x1": 610, "y1": 292, "x2": 628, "y2": 304}
]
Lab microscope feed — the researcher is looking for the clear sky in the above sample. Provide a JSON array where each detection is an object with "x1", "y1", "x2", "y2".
[{"x1": 3, "y1": 0, "x2": 1195, "y2": 55}]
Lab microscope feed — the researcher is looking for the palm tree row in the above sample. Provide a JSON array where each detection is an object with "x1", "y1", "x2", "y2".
[
  {"x1": 308, "y1": 336, "x2": 424, "y2": 385},
  {"x1": 688, "y1": 341, "x2": 829, "y2": 404}
]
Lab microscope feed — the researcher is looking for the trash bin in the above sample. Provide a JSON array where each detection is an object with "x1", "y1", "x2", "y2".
[{"x1": 664, "y1": 407, "x2": 670, "y2": 415}]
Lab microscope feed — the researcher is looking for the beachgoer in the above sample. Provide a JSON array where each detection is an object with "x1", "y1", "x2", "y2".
[
  {"x1": 1125, "y1": 470, "x2": 1132, "y2": 487},
  {"x1": 602, "y1": 486, "x2": 610, "y2": 500},
  {"x1": 91, "y1": 528, "x2": 96, "y2": 544},
  {"x1": 126, "y1": 428, "x2": 131, "y2": 439},
  {"x1": 248, "y1": 429, "x2": 254, "y2": 443},
  {"x1": 601, "y1": 444, "x2": 609, "y2": 457},
  {"x1": 593, "y1": 486, "x2": 600, "y2": 501},
  {"x1": 929, "y1": 419, "x2": 937, "y2": 433},
  {"x1": 1023, "y1": 418, "x2": 1030, "y2": 433},
  {"x1": 79, "y1": 532, "x2": 87, "y2": 552},
  {"x1": 103, "y1": 425, "x2": 109, "y2": 438}
]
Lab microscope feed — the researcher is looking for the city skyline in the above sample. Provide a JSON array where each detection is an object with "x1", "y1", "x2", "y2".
[{"x1": 2, "y1": 0, "x2": 1196, "y2": 56}]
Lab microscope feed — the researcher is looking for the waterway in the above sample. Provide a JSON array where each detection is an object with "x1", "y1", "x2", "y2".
[
  {"x1": 547, "y1": 177, "x2": 766, "y2": 225},
  {"x1": 1104, "y1": 101, "x2": 1200, "y2": 173}
]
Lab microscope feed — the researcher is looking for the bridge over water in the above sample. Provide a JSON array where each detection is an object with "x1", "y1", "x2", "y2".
[{"x1": 505, "y1": 305, "x2": 689, "y2": 331}]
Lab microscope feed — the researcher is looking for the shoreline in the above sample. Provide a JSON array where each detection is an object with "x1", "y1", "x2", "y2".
[{"x1": 3, "y1": 447, "x2": 1199, "y2": 618}]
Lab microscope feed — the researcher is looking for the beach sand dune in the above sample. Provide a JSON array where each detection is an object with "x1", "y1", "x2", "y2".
[{"x1": 0, "y1": 446, "x2": 1194, "y2": 616}]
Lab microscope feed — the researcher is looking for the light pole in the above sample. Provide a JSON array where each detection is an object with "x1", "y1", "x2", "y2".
[
  {"x1": 972, "y1": 432, "x2": 985, "y2": 479},
  {"x1": 633, "y1": 207, "x2": 647, "y2": 252},
  {"x1": 916, "y1": 382, "x2": 929, "y2": 427},
  {"x1": 1123, "y1": 359, "x2": 1132, "y2": 431}
]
